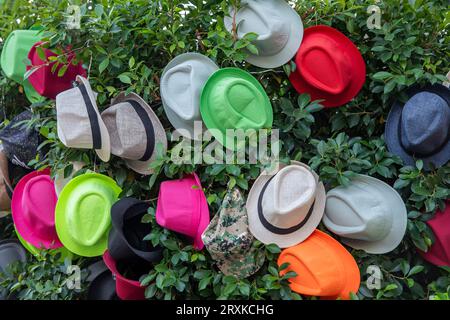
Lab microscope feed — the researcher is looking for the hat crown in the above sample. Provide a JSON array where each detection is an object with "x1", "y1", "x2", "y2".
[
  {"x1": 162, "y1": 59, "x2": 214, "y2": 121},
  {"x1": 400, "y1": 92, "x2": 449, "y2": 156},
  {"x1": 67, "y1": 181, "x2": 115, "y2": 247},
  {"x1": 209, "y1": 77, "x2": 268, "y2": 129},
  {"x1": 21, "y1": 175, "x2": 58, "y2": 241},
  {"x1": 233, "y1": 0, "x2": 290, "y2": 56},
  {"x1": 261, "y1": 165, "x2": 316, "y2": 229},
  {"x1": 297, "y1": 33, "x2": 351, "y2": 95}
]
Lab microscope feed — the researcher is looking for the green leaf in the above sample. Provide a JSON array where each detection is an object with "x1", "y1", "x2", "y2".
[
  {"x1": 118, "y1": 74, "x2": 132, "y2": 84},
  {"x1": 99, "y1": 58, "x2": 109, "y2": 74}
]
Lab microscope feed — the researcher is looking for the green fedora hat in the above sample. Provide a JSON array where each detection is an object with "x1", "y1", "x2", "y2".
[
  {"x1": 0, "y1": 29, "x2": 44, "y2": 103},
  {"x1": 200, "y1": 68, "x2": 273, "y2": 150},
  {"x1": 55, "y1": 173, "x2": 122, "y2": 257}
]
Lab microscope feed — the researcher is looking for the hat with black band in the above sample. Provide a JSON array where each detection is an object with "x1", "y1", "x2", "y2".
[{"x1": 56, "y1": 76, "x2": 111, "y2": 162}]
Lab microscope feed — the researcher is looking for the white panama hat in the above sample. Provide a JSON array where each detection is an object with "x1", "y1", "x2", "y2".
[
  {"x1": 246, "y1": 161, "x2": 326, "y2": 248},
  {"x1": 224, "y1": 0, "x2": 304, "y2": 68}
]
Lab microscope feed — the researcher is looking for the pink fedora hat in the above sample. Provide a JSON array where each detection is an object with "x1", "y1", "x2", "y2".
[
  {"x1": 156, "y1": 173, "x2": 210, "y2": 250},
  {"x1": 11, "y1": 168, "x2": 62, "y2": 249},
  {"x1": 103, "y1": 251, "x2": 147, "y2": 300},
  {"x1": 27, "y1": 42, "x2": 86, "y2": 100}
]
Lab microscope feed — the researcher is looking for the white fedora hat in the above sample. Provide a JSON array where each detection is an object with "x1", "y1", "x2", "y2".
[
  {"x1": 323, "y1": 174, "x2": 407, "y2": 254},
  {"x1": 161, "y1": 53, "x2": 218, "y2": 140},
  {"x1": 224, "y1": 0, "x2": 303, "y2": 68},
  {"x1": 101, "y1": 92, "x2": 167, "y2": 175},
  {"x1": 246, "y1": 161, "x2": 326, "y2": 248},
  {"x1": 56, "y1": 76, "x2": 111, "y2": 162}
]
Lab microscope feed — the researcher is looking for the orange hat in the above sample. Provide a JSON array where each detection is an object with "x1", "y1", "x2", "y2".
[{"x1": 278, "y1": 229, "x2": 360, "y2": 300}]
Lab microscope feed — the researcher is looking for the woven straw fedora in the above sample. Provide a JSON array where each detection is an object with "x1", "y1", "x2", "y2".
[
  {"x1": 246, "y1": 161, "x2": 326, "y2": 248},
  {"x1": 56, "y1": 76, "x2": 111, "y2": 162},
  {"x1": 101, "y1": 92, "x2": 167, "y2": 175}
]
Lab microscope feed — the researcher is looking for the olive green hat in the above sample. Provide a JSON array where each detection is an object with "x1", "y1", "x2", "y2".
[
  {"x1": 200, "y1": 68, "x2": 273, "y2": 150},
  {"x1": 55, "y1": 173, "x2": 122, "y2": 257}
]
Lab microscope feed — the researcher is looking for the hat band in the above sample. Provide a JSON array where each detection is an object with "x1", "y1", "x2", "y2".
[
  {"x1": 257, "y1": 175, "x2": 315, "y2": 235},
  {"x1": 124, "y1": 100, "x2": 155, "y2": 162},
  {"x1": 78, "y1": 83, "x2": 102, "y2": 150}
]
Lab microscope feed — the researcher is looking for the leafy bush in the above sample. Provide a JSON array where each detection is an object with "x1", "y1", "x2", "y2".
[{"x1": 0, "y1": 0, "x2": 449, "y2": 300}]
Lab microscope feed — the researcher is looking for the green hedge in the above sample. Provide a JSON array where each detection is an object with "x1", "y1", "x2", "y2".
[{"x1": 0, "y1": 0, "x2": 449, "y2": 300}]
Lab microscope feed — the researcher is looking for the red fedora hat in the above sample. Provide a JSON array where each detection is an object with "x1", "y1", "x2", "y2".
[
  {"x1": 419, "y1": 201, "x2": 450, "y2": 267},
  {"x1": 27, "y1": 42, "x2": 86, "y2": 100},
  {"x1": 289, "y1": 25, "x2": 366, "y2": 108}
]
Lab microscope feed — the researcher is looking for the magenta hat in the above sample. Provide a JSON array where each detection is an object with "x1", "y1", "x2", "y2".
[
  {"x1": 103, "y1": 251, "x2": 146, "y2": 300},
  {"x1": 156, "y1": 173, "x2": 210, "y2": 250},
  {"x1": 11, "y1": 169, "x2": 62, "y2": 249},
  {"x1": 27, "y1": 42, "x2": 86, "y2": 100}
]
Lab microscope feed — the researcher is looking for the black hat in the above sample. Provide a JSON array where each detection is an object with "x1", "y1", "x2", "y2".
[
  {"x1": 108, "y1": 198, "x2": 163, "y2": 262},
  {"x1": 385, "y1": 84, "x2": 450, "y2": 170},
  {"x1": 86, "y1": 260, "x2": 117, "y2": 300},
  {"x1": 0, "y1": 110, "x2": 42, "y2": 169}
]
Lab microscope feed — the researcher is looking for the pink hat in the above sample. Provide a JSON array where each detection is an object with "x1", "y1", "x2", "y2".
[
  {"x1": 156, "y1": 173, "x2": 210, "y2": 250},
  {"x1": 27, "y1": 42, "x2": 86, "y2": 100},
  {"x1": 103, "y1": 251, "x2": 145, "y2": 300},
  {"x1": 419, "y1": 201, "x2": 450, "y2": 266},
  {"x1": 11, "y1": 169, "x2": 62, "y2": 249}
]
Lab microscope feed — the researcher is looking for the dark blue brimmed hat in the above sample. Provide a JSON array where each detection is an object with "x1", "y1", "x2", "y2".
[{"x1": 385, "y1": 84, "x2": 450, "y2": 170}]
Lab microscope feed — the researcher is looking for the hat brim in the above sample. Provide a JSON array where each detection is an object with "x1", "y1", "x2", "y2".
[
  {"x1": 76, "y1": 76, "x2": 111, "y2": 162},
  {"x1": 224, "y1": 0, "x2": 303, "y2": 69},
  {"x1": 11, "y1": 169, "x2": 63, "y2": 249},
  {"x1": 161, "y1": 53, "x2": 219, "y2": 140},
  {"x1": 384, "y1": 84, "x2": 450, "y2": 170},
  {"x1": 289, "y1": 25, "x2": 366, "y2": 108},
  {"x1": 192, "y1": 173, "x2": 210, "y2": 250},
  {"x1": 111, "y1": 92, "x2": 167, "y2": 175},
  {"x1": 55, "y1": 173, "x2": 122, "y2": 257},
  {"x1": 337, "y1": 175, "x2": 407, "y2": 254},
  {"x1": 247, "y1": 161, "x2": 325, "y2": 248},
  {"x1": 200, "y1": 68, "x2": 273, "y2": 151}
]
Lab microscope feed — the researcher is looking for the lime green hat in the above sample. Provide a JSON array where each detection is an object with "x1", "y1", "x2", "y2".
[
  {"x1": 200, "y1": 68, "x2": 273, "y2": 150},
  {"x1": 55, "y1": 173, "x2": 122, "y2": 257},
  {"x1": 15, "y1": 227, "x2": 74, "y2": 261},
  {"x1": 0, "y1": 29, "x2": 44, "y2": 103}
]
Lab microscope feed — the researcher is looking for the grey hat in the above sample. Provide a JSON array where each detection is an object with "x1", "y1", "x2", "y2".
[
  {"x1": 101, "y1": 92, "x2": 167, "y2": 175},
  {"x1": 56, "y1": 76, "x2": 111, "y2": 162},
  {"x1": 385, "y1": 84, "x2": 450, "y2": 170},
  {"x1": 323, "y1": 174, "x2": 407, "y2": 254},
  {"x1": 224, "y1": 0, "x2": 304, "y2": 68},
  {"x1": 161, "y1": 53, "x2": 218, "y2": 140}
]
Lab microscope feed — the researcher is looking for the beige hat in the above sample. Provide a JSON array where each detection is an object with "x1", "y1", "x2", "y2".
[
  {"x1": 0, "y1": 149, "x2": 13, "y2": 216},
  {"x1": 246, "y1": 161, "x2": 325, "y2": 248},
  {"x1": 53, "y1": 161, "x2": 86, "y2": 196},
  {"x1": 56, "y1": 76, "x2": 111, "y2": 162},
  {"x1": 101, "y1": 92, "x2": 167, "y2": 175}
]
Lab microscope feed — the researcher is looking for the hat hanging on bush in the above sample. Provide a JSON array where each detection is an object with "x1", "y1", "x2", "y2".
[
  {"x1": 246, "y1": 161, "x2": 326, "y2": 248},
  {"x1": 156, "y1": 173, "x2": 210, "y2": 250},
  {"x1": 86, "y1": 260, "x2": 117, "y2": 300},
  {"x1": 0, "y1": 150, "x2": 13, "y2": 215},
  {"x1": 103, "y1": 250, "x2": 150, "y2": 300},
  {"x1": 26, "y1": 41, "x2": 87, "y2": 100},
  {"x1": 224, "y1": 0, "x2": 304, "y2": 68},
  {"x1": 11, "y1": 169, "x2": 62, "y2": 249},
  {"x1": 56, "y1": 76, "x2": 111, "y2": 162},
  {"x1": 200, "y1": 68, "x2": 273, "y2": 150},
  {"x1": 161, "y1": 53, "x2": 219, "y2": 140},
  {"x1": 0, "y1": 29, "x2": 44, "y2": 103},
  {"x1": 419, "y1": 201, "x2": 450, "y2": 267},
  {"x1": 108, "y1": 197, "x2": 163, "y2": 262},
  {"x1": 278, "y1": 230, "x2": 360, "y2": 300},
  {"x1": 53, "y1": 161, "x2": 85, "y2": 196},
  {"x1": 55, "y1": 172, "x2": 122, "y2": 257},
  {"x1": 289, "y1": 25, "x2": 366, "y2": 108},
  {"x1": 0, "y1": 239, "x2": 27, "y2": 300},
  {"x1": 0, "y1": 110, "x2": 41, "y2": 169},
  {"x1": 202, "y1": 188, "x2": 265, "y2": 279},
  {"x1": 101, "y1": 92, "x2": 167, "y2": 174},
  {"x1": 323, "y1": 174, "x2": 407, "y2": 254},
  {"x1": 384, "y1": 84, "x2": 450, "y2": 170}
]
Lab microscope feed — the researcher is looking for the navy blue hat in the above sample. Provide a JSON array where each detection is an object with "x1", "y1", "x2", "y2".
[{"x1": 385, "y1": 84, "x2": 450, "y2": 170}]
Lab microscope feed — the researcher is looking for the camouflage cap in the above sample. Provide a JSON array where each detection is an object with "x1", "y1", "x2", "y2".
[{"x1": 202, "y1": 188, "x2": 265, "y2": 279}]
